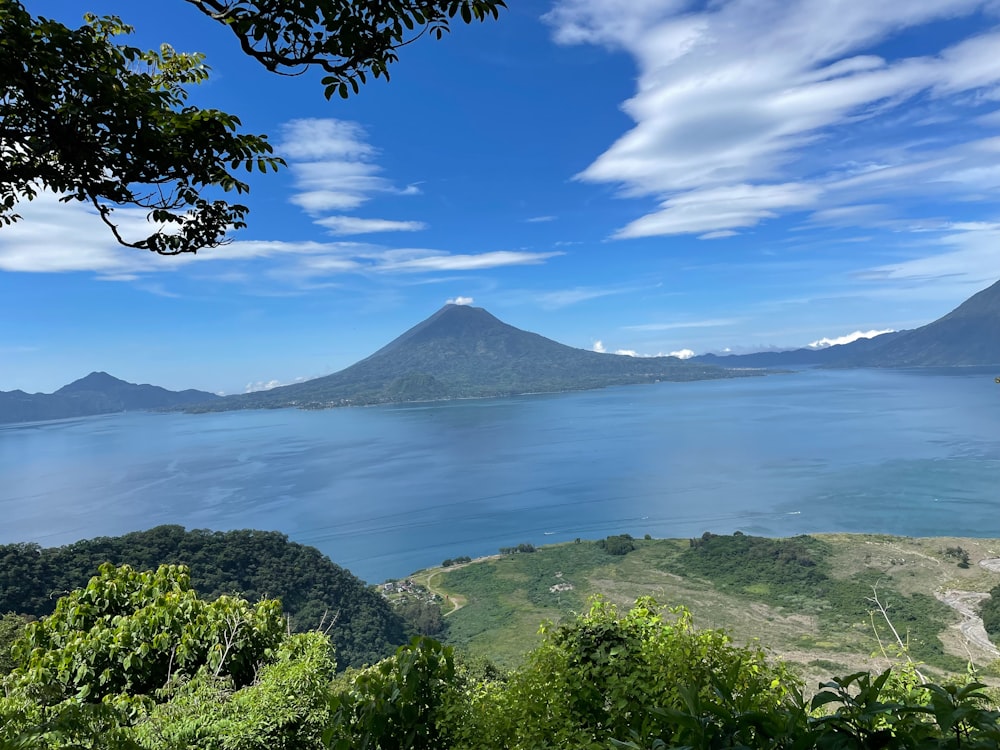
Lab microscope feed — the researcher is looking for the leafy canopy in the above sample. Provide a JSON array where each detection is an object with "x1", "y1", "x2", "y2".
[
  {"x1": 7, "y1": 563, "x2": 285, "y2": 703},
  {"x1": 0, "y1": 0, "x2": 506, "y2": 254}
]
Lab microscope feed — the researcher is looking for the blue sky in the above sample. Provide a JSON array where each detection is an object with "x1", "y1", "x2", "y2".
[{"x1": 3, "y1": 0, "x2": 1000, "y2": 395}]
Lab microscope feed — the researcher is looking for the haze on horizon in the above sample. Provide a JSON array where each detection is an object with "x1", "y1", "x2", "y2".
[{"x1": 3, "y1": 0, "x2": 1000, "y2": 395}]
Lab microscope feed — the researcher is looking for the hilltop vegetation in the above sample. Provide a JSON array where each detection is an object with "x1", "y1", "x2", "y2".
[
  {"x1": 4, "y1": 565, "x2": 1000, "y2": 750},
  {"x1": 0, "y1": 526, "x2": 409, "y2": 669}
]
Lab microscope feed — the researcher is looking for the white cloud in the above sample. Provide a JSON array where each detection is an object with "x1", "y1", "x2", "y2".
[
  {"x1": 807, "y1": 329, "x2": 894, "y2": 348},
  {"x1": 0, "y1": 192, "x2": 186, "y2": 275},
  {"x1": 316, "y1": 216, "x2": 427, "y2": 235},
  {"x1": 374, "y1": 250, "x2": 561, "y2": 273},
  {"x1": 616, "y1": 183, "x2": 821, "y2": 238},
  {"x1": 244, "y1": 376, "x2": 309, "y2": 393},
  {"x1": 526, "y1": 215, "x2": 557, "y2": 223},
  {"x1": 279, "y1": 118, "x2": 425, "y2": 231},
  {"x1": 446, "y1": 296, "x2": 474, "y2": 305},
  {"x1": 546, "y1": 0, "x2": 1000, "y2": 238},
  {"x1": 0, "y1": 193, "x2": 560, "y2": 281},
  {"x1": 591, "y1": 340, "x2": 695, "y2": 358},
  {"x1": 278, "y1": 119, "x2": 376, "y2": 161}
]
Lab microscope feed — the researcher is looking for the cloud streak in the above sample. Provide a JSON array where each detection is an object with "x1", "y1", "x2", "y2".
[
  {"x1": 546, "y1": 0, "x2": 1000, "y2": 238},
  {"x1": 0, "y1": 192, "x2": 560, "y2": 281},
  {"x1": 279, "y1": 118, "x2": 426, "y2": 234},
  {"x1": 316, "y1": 216, "x2": 427, "y2": 235}
]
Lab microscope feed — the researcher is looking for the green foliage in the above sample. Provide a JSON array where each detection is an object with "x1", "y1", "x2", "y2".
[
  {"x1": 944, "y1": 546, "x2": 972, "y2": 568},
  {"x1": 182, "y1": 0, "x2": 507, "y2": 100},
  {"x1": 0, "y1": 2, "x2": 279, "y2": 254},
  {"x1": 5, "y1": 573, "x2": 1000, "y2": 750},
  {"x1": 1, "y1": 0, "x2": 506, "y2": 253},
  {"x1": 683, "y1": 531, "x2": 827, "y2": 595},
  {"x1": 677, "y1": 532, "x2": 957, "y2": 668},
  {"x1": 395, "y1": 599, "x2": 447, "y2": 637},
  {"x1": 327, "y1": 636, "x2": 455, "y2": 750},
  {"x1": 439, "y1": 540, "x2": 617, "y2": 657},
  {"x1": 981, "y1": 583, "x2": 1000, "y2": 641},
  {"x1": 7, "y1": 563, "x2": 285, "y2": 703},
  {"x1": 0, "y1": 526, "x2": 409, "y2": 669},
  {"x1": 499, "y1": 543, "x2": 536, "y2": 555},
  {"x1": 0, "y1": 613, "x2": 28, "y2": 676},
  {"x1": 0, "y1": 700, "x2": 141, "y2": 750},
  {"x1": 598, "y1": 534, "x2": 637, "y2": 556},
  {"x1": 134, "y1": 632, "x2": 334, "y2": 750},
  {"x1": 441, "y1": 556, "x2": 471, "y2": 567},
  {"x1": 445, "y1": 597, "x2": 796, "y2": 749},
  {"x1": 0, "y1": 564, "x2": 326, "y2": 749},
  {"x1": 803, "y1": 670, "x2": 1000, "y2": 750}
]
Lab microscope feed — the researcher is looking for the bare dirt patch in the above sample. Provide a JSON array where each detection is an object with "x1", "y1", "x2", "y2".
[
  {"x1": 934, "y1": 590, "x2": 999, "y2": 660},
  {"x1": 979, "y1": 558, "x2": 1000, "y2": 573}
]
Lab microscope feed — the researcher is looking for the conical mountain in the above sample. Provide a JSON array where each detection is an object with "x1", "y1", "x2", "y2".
[{"x1": 225, "y1": 304, "x2": 756, "y2": 410}]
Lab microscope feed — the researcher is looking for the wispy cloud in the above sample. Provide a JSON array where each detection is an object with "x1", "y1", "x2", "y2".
[
  {"x1": 545, "y1": 0, "x2": 1000, "y2": 238},
  {"x1": 622, "y1": 318, "x2": 739, "y2": 332},
  {"x1": 278, "y1": 118, "x2": 425, "y2": 233},
  {"x1": 0, "y1": 192, "x2": 560, "y2": 281},
  {"x1": 446, "y1": 296, "x2": 475, "y2": 305},
  {"x1": 526, "y1": 215, "x2": 557, "y2": 223},
  {"x1": 316, "y1": 216, "x2": 427, "y2": 235},
  {"x1": 373, "y1": 250, "x2": 561, "y2": 273},
  {"x1": 535, "y1": 285, "x2": 631, "y2": 309},
  {"x1": 857, "y1": 223, "x2": 1000, "y2": 286}
]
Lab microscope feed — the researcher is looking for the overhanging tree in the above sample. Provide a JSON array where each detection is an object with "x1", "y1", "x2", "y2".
[{"x1": 0, "y1": 0, "x2": 506, "y2": 255}]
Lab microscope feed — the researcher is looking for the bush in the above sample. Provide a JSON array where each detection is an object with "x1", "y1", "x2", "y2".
[{"x1": 598, "y1": 534, "x2": 636, "y2": 556}]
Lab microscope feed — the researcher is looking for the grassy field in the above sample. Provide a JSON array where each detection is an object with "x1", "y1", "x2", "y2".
[{"x1": 407, "y1": 533, "x2": 1000, "y2": 686}]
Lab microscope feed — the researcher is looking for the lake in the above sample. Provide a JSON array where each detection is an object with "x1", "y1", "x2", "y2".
[{"x1": 1, "y1": 367, "x2": 998, "y2": 583}]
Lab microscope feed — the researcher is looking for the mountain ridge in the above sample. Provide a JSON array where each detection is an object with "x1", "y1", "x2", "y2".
[
  {"x1": 0, "y1": 372, "x2": 220, "y2": 426},
  {"x1": 693, "y1": 278, "x2": 1000, "y2": 368}
]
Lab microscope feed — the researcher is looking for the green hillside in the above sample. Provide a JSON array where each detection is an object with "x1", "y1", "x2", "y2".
[
  {"x1": 418, "y1": 532, "x2": 1000, "y2": 684},
  {"x1": 0, "y1": 526, "x2": 408, "y2": 669}
]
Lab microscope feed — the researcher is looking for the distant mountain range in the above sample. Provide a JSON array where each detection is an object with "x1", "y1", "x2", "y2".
[
  {"x1": 193, "y1": 303, "x2": 760, "y2": 413},
  {"x1": 693, "y1": 278, "x2": 1000, "y2": 368},
  {"x1": 0, "y1": 372, "x2": 220, "y2": 425},
  {"x1": 6, "y1": 278, "x2": 998, "y2": 425}
]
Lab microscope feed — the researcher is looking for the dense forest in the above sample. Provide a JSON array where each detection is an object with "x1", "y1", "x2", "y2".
[{"x1": 0, "y1": 526, "x2": 411, "y2": 668}]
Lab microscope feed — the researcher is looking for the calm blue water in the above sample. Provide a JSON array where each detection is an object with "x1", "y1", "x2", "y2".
[{"x1": 1, "y1": 368, "x2": 998, "y2": 583}]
